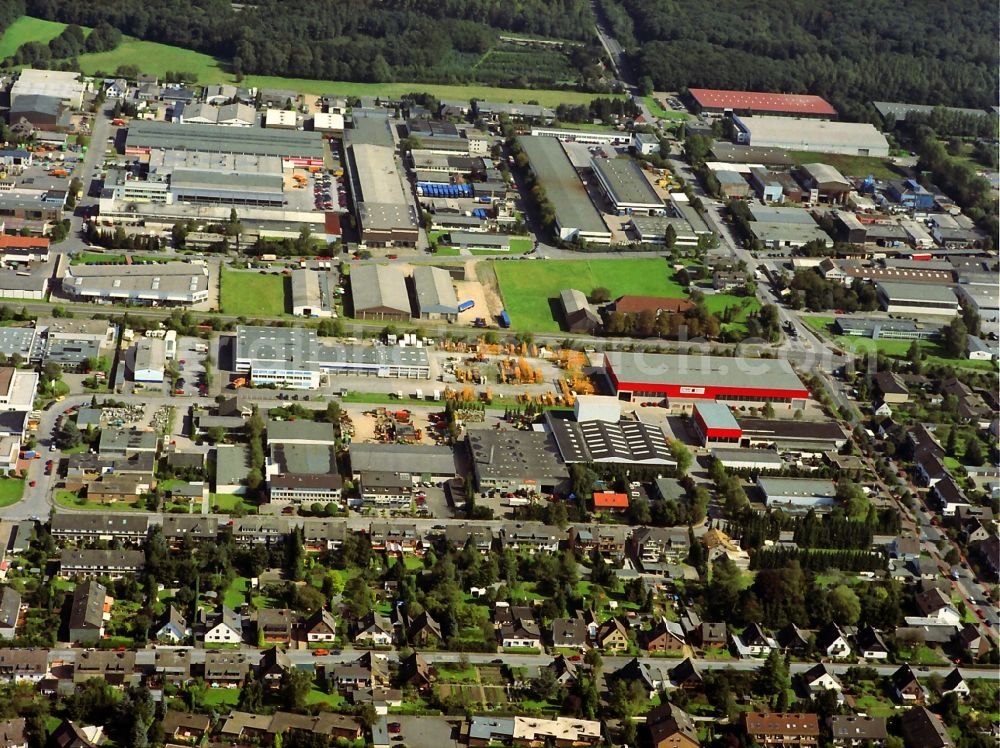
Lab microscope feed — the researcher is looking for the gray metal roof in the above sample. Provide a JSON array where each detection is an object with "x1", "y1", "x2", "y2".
[
  {"x1": 215, "y1": 445, "x2": 251, "y2": 486},
  {"x1": 468, "y1": 429, "x2": 569, "y2": 482},
  {"x1": 518, "y1": 136, "x2": 608, "y2": 236},
  {"x1": 350, "y1": 265, "x2": 410, "y2": 315},
  {"x1": 606, "y1": 351, "x2": 807, "y2": 393},
  {"x1": 127, "y1": 120, "x2": 325, "y2": 159},
  {"x1": 267, "y1": 419, "x2": 337, "y2": 443},
  {"x1": 591, "y1": 157, "x2": 662, "y2": 207},
  {"x1": 270, "y1": 443, "x2": 338, "y2": 474},
  {"x1": 349, "y1": 443, "x2": 458, "y2": 475},
  {"x1": 876, "y1": 281, "x2": 959, "y2": 304},
  {"x1": 758, "y1": 477, "x2": 837, "y2": 498},
  {"x1": 546, "y1": 412, "x2": 673, "y2": 466},
  {"x1": 412, "y1": 266, "x2": 458, "y2": 315}
]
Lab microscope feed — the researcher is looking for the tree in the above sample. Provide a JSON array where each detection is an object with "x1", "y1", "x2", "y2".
[
  {"x1": 324, "y1": 401, "x2": 341, "y2": 425},
  {"x1": 238, "y1": 677, "x2": 264, "y2": 712},
  {"x1": 964, "y1": 436, "x2": 984, "y2": 466},
  {"x1": 532, "y1": 666, "x2": 559, "y2": 701},
  {"x1": 206, "y1": 426, "x2": 226, "y2": 445},
  {"x1": 279, "y1": 668, "x2": 313, "y2": 711},
  {"x1": 668, "y1": 439, "x2": 692, "y2": 476},
  {"x1": 590, "y1": 286, "x2": 611, "y2": 303},
  {"x1": 56, "y1": 420, "x2": 82, "y2": 450},
  {"x1": 756, "y1": 649, "x2": 790, "y2": 701},
  {"x1": 941, "y1": 317, "x2": 968, "y2": 358},
  {"x1": 827, "y1": 584, "x2": 862, "y2": 626},
  {"x1": 356, "y1": 703, "x2": 378, "y2": 731}
]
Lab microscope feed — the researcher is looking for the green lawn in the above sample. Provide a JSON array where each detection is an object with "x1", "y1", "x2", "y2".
[
  {"x1": 787, "y1": 151, "x2": 900, "y2": 180},
  {"x1": 804, "y1": 315, "x2": 996, "y2": 370},
  {"x1": 306, "y1": 688, "x2": 346, "y2": 707},
  {"x1": 220, "y1": 268, "x2": 287, "y2": 317},
  {"x1": 703, "y1": 294, "x2": 761, "y2": 335},
  {"x1": 71, "y1": 32, "x2": 615, "y2": 107},
  {"x1": 643, "y1": 95, "x2": 688, "y2": 122},
  {"x1": 0, "y1": 16, "x2": 73, "y2": 59},
  {"x1": 54, "y1": 489, "x2": 144, "y2": 512},
  {"x1": 70, "y1": 252, "x2": 178, "y2": 265},
  {"x1": 433, "y1": 246, "x2": 463, "y2": 256},
  {"x1": 223, "y1": 576, "x2": 249, "y2": 609},
  {"x1": 509, "y1": 237, "x2": 534, "y2": 253},
  {"x1": 209, "y1": 492, "x2": 256, "y2": 513},
  {"x1": 200, "y1": 688, "x2": 240, "y2": 707},
  {"x1": 0, "y1": 478, "x2": 23, "y2": 507},
  {"x1": 493, "y1": 257, "x2": 684, "y2": 331}
]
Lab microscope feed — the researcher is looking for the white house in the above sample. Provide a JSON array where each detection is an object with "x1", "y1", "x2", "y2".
[{"x1": 204, "y1": 607, "x2": 243, "y2": 644}]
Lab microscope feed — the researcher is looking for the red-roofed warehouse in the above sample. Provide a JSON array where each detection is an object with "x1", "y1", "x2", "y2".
[{"x1": 687, "y1": 88, "x2": 837, "y2": 118}]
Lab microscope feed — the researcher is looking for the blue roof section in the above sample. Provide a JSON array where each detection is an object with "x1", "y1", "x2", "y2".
[{"x1": 695, "y1": 401, "x2": 740, "y2": 431}]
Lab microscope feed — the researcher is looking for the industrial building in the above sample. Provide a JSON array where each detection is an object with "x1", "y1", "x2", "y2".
[
  {"x1": 545, "y1": 411, "x2": 675, "y2": 467},
  {"x1": 350, "y1": 265, "x2": 411, "y2": 321},
  {"x1": 10, "y1": 69, "x2": 87, "y2": 109},
  {"x1": 876, "y1": 281, "x2": 960, "y2": 316},
  {"x1": 692, "y1": 402, "x2": 742, "y2": 446},
  {"x1": 590, "y1": 157, "x2": 664, "y2": 216},
  {"x1": 132, "y1": 339, "x2": 166, "y2": 382},
  {"x1": 528, "y1": 127, "x2": 632, "y2": 146},
  {"x1": 688, "y1": 88, "x2": 837, "y2": 118},
  {"x1": 758, "y1": 477, "x2": 838, "y2": 511},
  {"x1": 559, "y1": 289, "x2": 601, "y2": 334},
  {"x1": 628, "y1": 215, "x2": 699, "y2": 247},
  {"x1": 732, "y1": 115, "x2": 890, "y2": 157},
  {"x1": 62, "y1": 262, "x2": 210, "y2": 306},
  {"x1": 290, "y1": 269, "x2": 338, "y2": 318},
  {"x1": 346, "y1": 143, "x2": 419, "y2": 247},
  {"x1": 954, "y1": 284, "x2": 1000, "y2": 322},
  {"x1": 179, "y1": 102, "x2": 256, "y2": 127},
  {"x1": 234, "y1": 326, "x2": 430, "y2": 388},
  {"x1": 738, "y1": 418, "x2": 849, "y2": 453},
  {"x1": 749, "y1": 221, "x2": 832, "y2": 250},
  {"x1": 604, "y1": 351, "x2": 809, "y2": 405},
  {"x1": 517, "y1": 136, "x2": 611, "y2": 244},
  {"x1": 0, "y1": 326, "x2": 36, "y2": 362},
  {"x1": 468, "y1": 429, "x2": 570, "y2": 495},
  {"x1": 412, "y1": 266, "x2": 459, "y2": 321},
  {"x1": 126, "y1": 121, "x2": 325, "y2": 166},
  {"x1": 794, "y1": 163, "x2": 852, "y2": 203},
  {"x1": 833, "y1": 316, "x2": 942, "y2": 341}
]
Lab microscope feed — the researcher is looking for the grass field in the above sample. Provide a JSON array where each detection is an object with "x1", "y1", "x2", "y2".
[
  {"x1": 55, "y1": 490, "x2": 143, "y2": 512},
  {"x1": 0, "y1": 16, "x2": 72, "y2": 59},
  {"x1": 76, "y1": 36, "x2": 228, "y2": 83},
  {"x1": 787, "y1": 151, "x2": 900, "y2": 180},
  {"x1": 643, "y1": 95, "x2": 688, "y2": 122},
  {"x1": 703, "y1": 293, "x2": 761, "y2": 335},
  {"x1": 494, "y1": 258, "x2": 684, "y2": 332},
  {"x1": 802, "y1": 315, "x2": 996, "y2": 370},
  {"x1": 210, "y1": 493, "x2": 256, "y2": 513},
  {"x1": 220, "y1": 268, "x2": 287, "y2": 317},
  {"x1": 0, "y1": 478, "x2": 23, "y2": 507}
]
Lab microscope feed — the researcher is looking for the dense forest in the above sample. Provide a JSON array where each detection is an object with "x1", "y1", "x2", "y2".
[
  {"x1": 25, "y1": 0, "x2": 609, "y2": 89},
  {"x1": 600, "y1": 0, "x2": 998, "y2": 119}
]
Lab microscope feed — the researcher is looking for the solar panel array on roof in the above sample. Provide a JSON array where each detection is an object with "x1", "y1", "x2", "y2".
[{"x1": 546, "y1": 412, "x2": 674, "y2": 466}]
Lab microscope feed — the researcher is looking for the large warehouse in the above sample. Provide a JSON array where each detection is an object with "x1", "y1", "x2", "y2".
[
  {"x1": 290, "y1": 269, "x2": 337, "y2": 318},
  {"x1": 518, "y1": 136, "x2": 611, "y2": 244},
  {"x1": 126, "y1": 121, "x2": 326, "y2": 166},
  {"x1": 604, "y1": 351, "x2": 809, "y2": 405},
  {"x1": 688, "y1": 88, "x2": 837, "y2": 118},
  {"x1": 346, "y1": 143, "x2": 419, "y2": 247},
  {"x1": 876, "y1": 281, "x2": 960, "y2": 316},
  {"x1": 590, "y1": 157, "x2": 664, "y2": 216},
  {"x1": 350, "y1": 265, "x2": 411, "y2": 321},
  {"x1": 732, "y1": 115, "x2": 890, "y2": 157},
  {"x1": 62, "y1": 262, "x2": 210, "y2": 306},
  {"x1": 412, "y1": 266, "x2": 459, "y2": 321},
  {"x1": 234, "y1": 326, "x2": 430, "y2": 388}
]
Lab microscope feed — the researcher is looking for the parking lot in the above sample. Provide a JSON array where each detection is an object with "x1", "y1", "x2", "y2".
[{"x1": 174, "y1": 336, "x2": 211, "y2": 398}]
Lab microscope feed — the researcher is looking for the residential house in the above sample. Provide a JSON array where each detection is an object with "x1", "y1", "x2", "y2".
[
  {"x1": 827, "y1": 716, "x2": 887, "y2": 748},
  {"x1": 162, "y1": 711, "x2": 211, "y2": 744},
  {"x1": 899, "y1": 706, "x2": 954, "y2": 748},
  {"x1": 330, "y1": 652, "x2": 388, "y2": 691},
  {"x1": 0, "y1": 718, "x2": 27, "y2": 748},
  {"x1": 50, "y1": 513, "x2": 149, "y2": 545},
  {"x1": 161, "y1": 515, "x2": 218, "y2": 548},
  {"x1": 647, "y1": 703, "x2": 699, "y2": 748},
  {"x1": 256, "y1": 647, "x2": 291, "y2": 690},
  {"x1": 643, "y1": 618, "x2": 686, "y2": 652},
  {"x1": 144, "y1": 649, "x2": 192, "y2": 687},
  {"x1": 741, "y1": 712, "x2": 820, "y2": 748},
  {"x1": 914, "y1": 588, "x2": 961, "y2": 625},
  {"x1": 892, "y1": 664, "x2": 924, "y2": 702},
  {"x1": 257, "y1": 608, "x2": 296, "y2": 645},
  {"x1": 668, "y1": 658, "x2": 703, "y2": 690},
  {"x1": 732, "y1": 623, "x2": 776, "y2": 658},
  {"x1": 499, "y1": 616, "x2": 543, "y2": 651},
  {"x1": 607, "y1": 657, "x2": 667, "y2": 699},
  {"x1": 303, "y1": 609, "x2": 337, "y2": 642},
  {"x1": 73, "y1": 650, "x2": 137, "y2": 688},
  {"x1": 204, "y1": 606, "x2": 243, "y2": 645},
  {"x1": 59, "y1": 549, "x2": 145, "y2": 579},
  {"x1": 218, "y1": 712, "x2": 272, "y2": 744},
  {"x1": 696, "y1": 622, "x2": 727, "y2": 649},
  {"x1": 353, "y1": 612, "x2": 393, "y2": 647},
  {"x1": 405, "y1": 611, "x2": 443, "y2": 647},
  {"x1": 798, "y1": 663, "x2": 843, "y2": 701},
  {"x1": 595, "y1": 617, "x2": 631, "y2": 652},
  {"x1": 68, "y1": 580, "x2": 108, "y2": 644},
  {"x1": 954, "y1": 623, "x2": 990, "y2": 658},
  {"x1": 397, "y1": 652, "x2": 433, "y2": 689},
  {"x1": 550, "y1": 617, "x2": 588, "y2": 650},
  {"x1": 154, "y1": 605, "x2": 191, "y2": 644},
  {"x1": 940, "y1": 668, "x2": 969, "y2": 699},
  {"x1": 547, "y1": 655, "x2": 579, "y2": 686},
  {"x1": 775, "y1": 624, "x2": 810, "y2": 656},
  {"x1": 889, "y1": 537, "x2": 921, "y2": 561},
  {"x1": 816, "y1": 623, "x2": 852, "y2": 658},
  {"x1": 0, "y1": 649, "x2": 47, "y2": 684},
  {"x1": 202, "y1": 652, "x2": 253, "y2": 688},
  {"x1": 854, "y1": 626, "x2": 890, "y2": 660},
  {"x1": 49, "y1": 721, "x2": 104, "y2": 748},
  {"x1": 0, "y1": 588, "x2": 20, "y2": 640}
]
